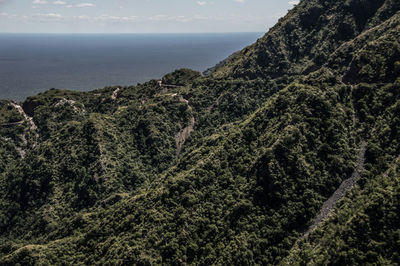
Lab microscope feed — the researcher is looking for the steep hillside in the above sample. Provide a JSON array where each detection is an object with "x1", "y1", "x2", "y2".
[
  {"x1": 283, "y1": 155, "x2": 400, "y2": 265},
  {"x1": 211, "y1": 0, "x2": 400, "y2": 80},
  {"x1": 0, "y1": 0, "x2": 399, "y2": 265}
]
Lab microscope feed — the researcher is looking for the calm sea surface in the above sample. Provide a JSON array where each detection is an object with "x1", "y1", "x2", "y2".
[{"x1": 0, "y1": 33, "x2": 262, "y2": 101}]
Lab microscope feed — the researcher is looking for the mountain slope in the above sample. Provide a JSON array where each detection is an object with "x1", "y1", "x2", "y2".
[
  {"x1": 0, "y1": 0, "x2": 400, "y2": 265},
  {"x1": 283, "y1": 155, "x2": 400, "y2": 265},
  {"x1": 211, "y1": 0, "x2": 400, "y2": 80}
]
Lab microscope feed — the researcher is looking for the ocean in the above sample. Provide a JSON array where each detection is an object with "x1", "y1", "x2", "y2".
[{"x1": 0, "y1": 33, "x2": 262, "y2": 101}]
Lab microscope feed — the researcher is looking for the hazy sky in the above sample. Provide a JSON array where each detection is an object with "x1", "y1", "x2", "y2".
[{"x1": 0, "y1": 0, "x2": 299, "y2": 33}]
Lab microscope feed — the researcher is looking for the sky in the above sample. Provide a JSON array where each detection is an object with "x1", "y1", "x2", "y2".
[{"x1": 0, "y1": 0, "x2": 300, "y2": 33}]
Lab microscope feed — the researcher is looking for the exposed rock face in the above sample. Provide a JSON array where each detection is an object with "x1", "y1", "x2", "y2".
[
  {"x1": 176, "y1": 116, "x2": 195, "y2": 156},
  {"x1": 303, "y1": 142, "x2": 367, "y2": 238},
  {"x1": 111, "y1": 88, "x2": 120, "y2": 100},
  {"x1": 10, "y1": 102, "x2": 37, "y2": 131}
]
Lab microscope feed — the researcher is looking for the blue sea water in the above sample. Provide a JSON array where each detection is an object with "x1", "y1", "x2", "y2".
[{"x1": 0, "y1": 33, "x2": 262, "y2": 101}]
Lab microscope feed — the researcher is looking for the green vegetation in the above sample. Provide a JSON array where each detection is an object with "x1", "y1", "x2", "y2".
[
  {"x1": 284, "y1": 157, "x2": 400, "y2": 265},
  {"x1": 0, "y1": 0, "x2": 399, "y2": 264}
]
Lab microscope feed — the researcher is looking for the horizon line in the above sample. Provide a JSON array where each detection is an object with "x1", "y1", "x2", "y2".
[{"x1": 0, "y1": 31, "x2": 264, "y2": 35}]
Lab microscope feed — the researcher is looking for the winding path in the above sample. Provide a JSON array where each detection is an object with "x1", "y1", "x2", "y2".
[{"x1": 157, "y1": 80, "x2": 184, "y2": 89}]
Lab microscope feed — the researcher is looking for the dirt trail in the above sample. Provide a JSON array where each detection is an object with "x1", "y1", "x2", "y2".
[
  {"x1": 163, "y1": 84, "x2": 183, "y2": 88},
  {"x1": 158, "y1": 80, "x2": 184, "y2": 89},
  {"x1": 302, "y1": 141, "x2": 367, "y2": 238}
]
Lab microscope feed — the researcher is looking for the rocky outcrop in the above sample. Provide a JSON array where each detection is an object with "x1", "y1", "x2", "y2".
[
  {"x1": 10, "y1": 102, "x2": 37, "y2": 131},
  {"x1": 303, "y1": 141, "x2": 367, "y2": 238}
]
